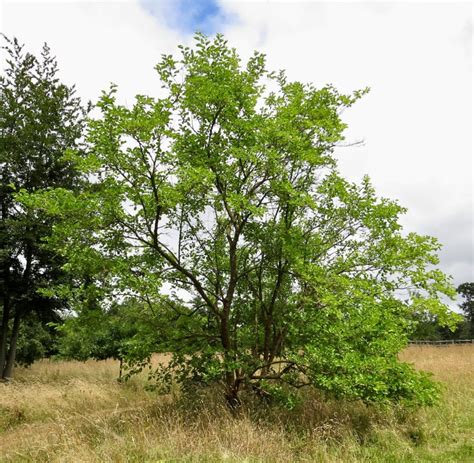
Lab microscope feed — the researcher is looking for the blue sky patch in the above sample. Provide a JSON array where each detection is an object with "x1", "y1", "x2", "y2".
[{"x1": 140, "y1": 0, "x2": 229, "y2": 35}]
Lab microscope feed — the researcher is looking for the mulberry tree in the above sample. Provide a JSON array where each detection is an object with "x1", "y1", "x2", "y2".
[{"x1": 23, "y1": 34, "x2": 458, "y2": 406}]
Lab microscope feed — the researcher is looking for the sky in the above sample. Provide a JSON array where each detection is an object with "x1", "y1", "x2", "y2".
[{"x1": 0, "y1": 0, "x2": 472, "y2": 300}]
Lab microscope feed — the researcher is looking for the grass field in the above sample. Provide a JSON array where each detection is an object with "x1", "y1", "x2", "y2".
[{"x1": 0, "y1": 345, "x2": 473, "y2": 462}]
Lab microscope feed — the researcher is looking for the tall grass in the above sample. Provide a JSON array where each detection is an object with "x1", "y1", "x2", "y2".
[{"x1": 1, "y1": 345, "x2": 473, "y2": 462}]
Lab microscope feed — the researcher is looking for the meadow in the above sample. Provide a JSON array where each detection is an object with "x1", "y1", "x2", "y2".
[{"x1": 0, "y1": 345, "x2": 473, "y2": 462}]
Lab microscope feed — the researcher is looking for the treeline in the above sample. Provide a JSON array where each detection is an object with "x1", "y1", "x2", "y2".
[
  {"x1": 0, "y1": 34, "x2": 467, "y2": 408},
  {"x1": 7, "y1": 284, "x2": 473, "y2": 376},
  {"x1": 411, "y1": 282, "x2": 473, "y2": 341}
]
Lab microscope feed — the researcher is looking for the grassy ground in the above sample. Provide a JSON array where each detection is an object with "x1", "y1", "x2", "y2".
[{"x1": 0, "y1": 345, "x2": 473, "y2": 462}]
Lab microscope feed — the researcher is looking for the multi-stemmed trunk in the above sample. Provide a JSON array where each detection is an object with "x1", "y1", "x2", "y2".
[{"x1": 220, "y1": 305, "x2": 242, "y2": 407}]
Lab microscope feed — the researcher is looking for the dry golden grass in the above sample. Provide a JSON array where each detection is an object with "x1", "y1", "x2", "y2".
[
  {"x1": 400, "y1": 344, "x2": 474, "y2": 382},
  {"x1": 0, "y1": 346, "x2": 473, "y2": 462}
]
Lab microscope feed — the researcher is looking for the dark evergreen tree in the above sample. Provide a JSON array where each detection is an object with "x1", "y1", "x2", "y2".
[
  {"x1": 457, "y1": 282, "x2": 474, "y2": 337},
  {"x1": 0, "y1": 36, "x2": 87, "y2": 378}
]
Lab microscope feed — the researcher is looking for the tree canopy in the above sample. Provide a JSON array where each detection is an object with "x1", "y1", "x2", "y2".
[
  {"x1": 0, "y1": 35, "x2": 87, "y2": 378},
  {"x1": 21, "y1": 33, "x2": 459, "y2": 406}
]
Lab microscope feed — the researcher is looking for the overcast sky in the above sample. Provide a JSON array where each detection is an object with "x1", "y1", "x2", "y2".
[{"x1": 1, "y1": 1, "x2": 472, "y2": 297}]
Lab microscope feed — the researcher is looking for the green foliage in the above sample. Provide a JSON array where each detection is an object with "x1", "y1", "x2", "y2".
[
  {"x1": 410, "y1": 310, "x2": 470, "y2": 341},
  {"x1": 56, "y1": 299, "x2": 159, "y2": 363},
  {"x1": 22, "y1": 33, "x2": 459, "y2": 406},
  {"x1": 0, "y1": 35, "x2": 87, "y2": 377},
  {"x1": 258, "y1": 382, "x2": 302, "y2": 410},
  {"x1": 457, "y1": 282, "x2": 474, "y2": 337},
  {"x1": 14, "y1": 312, "x2": 59, "y2": 366}
]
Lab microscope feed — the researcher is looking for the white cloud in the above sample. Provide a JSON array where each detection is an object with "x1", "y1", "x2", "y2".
[
  {"x1": 1, "y1": 0, "x2": 472, "y2": 288},
  {"x1": 221, "y1": 1, "x2": 473, "y2": 285},
  {"x1": 1, "y1": 0, "x2": 183, "y2": 104}
]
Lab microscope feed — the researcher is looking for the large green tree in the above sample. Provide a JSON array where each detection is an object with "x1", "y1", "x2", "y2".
[
  {"x1": 0, "y1": 36, "x2": 87, "y2": 378},
  {"x1": 24, "y1": 34, "x2": 458, "y2": 405}
]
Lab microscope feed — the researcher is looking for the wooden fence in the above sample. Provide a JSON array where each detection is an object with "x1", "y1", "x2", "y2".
[{"x1": 408, "y1": 339, "x2": 473, "y2": 346}]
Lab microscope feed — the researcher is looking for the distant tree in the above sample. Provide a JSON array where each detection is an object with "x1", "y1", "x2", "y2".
[
  {"x1": 410, "y1": 311, "x2": 469, "y2": 341},
  {"x1": 14, "y1": 310, "x2": 60, "y2": 366},
  {"x1": 23, "y1": 34, "x2": 459, "y2": 407},
  {"x1": 0, "y1": 36, "x2": 87, "y2": 379},
  {"x1": 457, "y1": 282, "x2": 474, "y2": 337},
  {"x1": 410, "y1": 312, "x2": 442, "y2": 341},
  {"x1": 56, "y1": 299, "x2": 160, "y2": 380}
]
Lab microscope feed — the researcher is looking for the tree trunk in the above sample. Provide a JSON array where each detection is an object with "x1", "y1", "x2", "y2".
[
  {"x1": 118, "y1": 357, "x2": 123, "y2": 382},
  {"x1": 261, "y1": 313, "x2": 272, "y2": 375},
  {"x1": 224, "y1": 377, "x2": 241, "y2": 409},
  {"x1": 220, "y1": 309, "x2": 242, "y2": 408},
  {"x1": 2, "y1": 311, "x2": 21, "y2": 380},
  {"x1": 0, "y1": 177, "x2": 10, "y2": 375},
  {"x1": 3, "y1": 243, "x2": 32, "y2": 379},
  {"x1": 0, "y1": 297, "x2": 11, "y2": 375}
]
